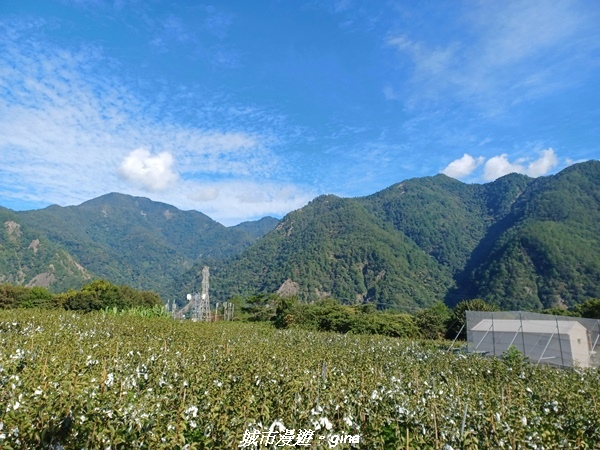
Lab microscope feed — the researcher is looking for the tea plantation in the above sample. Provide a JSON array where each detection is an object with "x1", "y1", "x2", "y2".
[{"x1": 1, "y1": 310, "x2": 599, "y2": 449}]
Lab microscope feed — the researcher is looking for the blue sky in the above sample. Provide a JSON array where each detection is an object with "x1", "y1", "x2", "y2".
[{"x1": 1, "y1": 0, "x2": 599, "y2": 225}]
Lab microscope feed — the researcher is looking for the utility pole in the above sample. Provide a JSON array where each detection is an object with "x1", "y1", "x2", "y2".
[{"x1": 222, "y1": 301, "x2": 234, "y2": 321}]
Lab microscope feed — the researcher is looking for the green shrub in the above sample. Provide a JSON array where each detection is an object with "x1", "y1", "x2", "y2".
[
  {"x1": 415, "y1": 301, "x2": 451, "y2": 340},
  {"x1": 0, "y1": 280, "x2": 162, "y2": 312},
  {"x1": 273, "y1": 297, "x2": 420, "y2": 338}
]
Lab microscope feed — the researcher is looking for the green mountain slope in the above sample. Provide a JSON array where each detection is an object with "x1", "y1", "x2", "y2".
[
  {"x1": 208, "y1": 195, "x2": 450, "y2": 310},
  {"x1": 461, "y1": 161, "x2": 600, "y2": 309},
  {"x1": 360, "y1": 173, "x2": 532, "y2": 277},
  {"x1": 231, "y1": 216, "x2": 281, "y2": 240},
  {"x1": 2, "y1": 193, "x2": 278, "y2": 300},
  {"x1": 0, "y1": 207, "x2": 92, "y2": 291}
]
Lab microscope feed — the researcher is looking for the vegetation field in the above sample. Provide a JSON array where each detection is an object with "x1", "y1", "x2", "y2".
[{"x1": 1, "y1": 310, "x2": 599, "y2": 449}]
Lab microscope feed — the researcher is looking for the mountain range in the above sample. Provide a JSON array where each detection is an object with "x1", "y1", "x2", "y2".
[{"x1": 1, "y1": 161, "x2": 599, "y2": 311}]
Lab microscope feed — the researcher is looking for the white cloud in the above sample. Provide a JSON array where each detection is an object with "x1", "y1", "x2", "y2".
[
  {"x1": 387, "y1": 35, "x2": 456, "y2": 80},
  {"x1": 526, "y1": 148, "x2": 558, "y2": 177},
  {"x1": 483, "y1": 154, "x2": 524, "y2": 181},
  {"x1": 118, "y1": 148, "x2": 178, "y2": 191},
  {"x1": 442, "y1": 153, "x2": 484, "y2": 179},
  {"x1": 188, "y1": 187, "x2": 219, "y2": 202},
  {"x1": 482, "y1": 149, "x2": 559, "y2": 181},
  {"x1": 382, "y1": 85, "x2": 400, "y2": 101},
  {"x1": 473, "y1": 1, "x2": 582, "y2": 68},
  {"x1": 441, "y1": 149, "x2": 563, "y2": 182}
]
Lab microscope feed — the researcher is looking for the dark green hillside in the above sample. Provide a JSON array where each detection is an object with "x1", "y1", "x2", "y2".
[
  {"x1": 361, "y1": 174, "x2": 532, "y2": 276},
  {"x1": 462, "y1": 161, "x2": 600, "y2": 309},
  {"x1": 185, "y1": 162, "x2": 598, "y2": 312},
  {"x1": 21, "y1": 193, "x2": 253, "y2": 260},
  {"x1": 444, "y1": 173, "x2": 534, "y2": 305},
  {"x1": 207, "y1": 195, "x2": 450, "y2": 310},
  {"x1": 362, "y1": 175, "x2": 483, "y2": 276},
  {"x1": 481, "y1": 172, "x2": 533, "y2": 219}
]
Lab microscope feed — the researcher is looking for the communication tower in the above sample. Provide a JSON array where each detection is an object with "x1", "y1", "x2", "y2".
[{"x1": 192, "y1": 266, "x2": 211, "y2": 321}]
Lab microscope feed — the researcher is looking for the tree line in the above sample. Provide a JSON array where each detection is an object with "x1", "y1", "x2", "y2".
[
  {"x1": 2, "y1": 279, "x2": 599, "y2": 341},
  {"x1": 0, "y1": 279, "x2": 162, "y2": 311},
  {"x1": 236, "y1": 294, "x2": 600, "y2": 340}
]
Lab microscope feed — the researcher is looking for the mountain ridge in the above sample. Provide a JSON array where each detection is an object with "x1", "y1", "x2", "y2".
[
  {"x1": 1, "y1": 161, "x2": 598, "y2": 311},
  {"x1": 198, "y1": 161, "x2": 599, "y2": 310}
]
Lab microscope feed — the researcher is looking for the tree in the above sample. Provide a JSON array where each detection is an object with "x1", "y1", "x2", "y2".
[
  {"x1": 273, "y1": 295, "x2": 298, "y2": 329},
  {"x1": 24, "y1": 287, "x2": 53, "y2": 308},
  {"x1": 415, "y1": 302, "x2": 451, "y2": 340},
  {"x1": 241, "y1": 293, "x2": 276, "y2": 322},
  {"x1": 0, "y1": 281, "x2": 162, "y2": 312},
  {"x1": 82, "y1": 280, "x2": 122, "y2": 309},
  {"x1": 61, "y1": 290, "x2": 102, "y2": 312},
  {"x1": 447, "y1": 298, "x2": 498, "y2": 339},
  {"x1": 0, "y1": 284, "x2": 31, "y2": 309},
  {"x1": 540, "y1": 307, "x2": 580, "y2": 317},
  {"x1": 575, "y1": 298, "x2": 600, "y2": 319}
]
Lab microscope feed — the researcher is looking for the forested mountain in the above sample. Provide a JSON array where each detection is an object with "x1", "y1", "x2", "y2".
[
  {"x1": 198, "y1": 161, "x2": 599, "y2": 311},
  {"x1": 1, "y1": 161, "x2": 599, "y2": 311},
  {"x1": 1, "y1": 193, "x2": 278, "y2": 300},
  {"x1": 459, "y1": 162, "x2": 600, "y2": 310},
  {"x1": 206, "y1": 195, "x2": 451, "y2": 311}
]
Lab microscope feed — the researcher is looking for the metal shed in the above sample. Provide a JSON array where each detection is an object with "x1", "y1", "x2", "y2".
[{"x1": 466, "y1": 311, "x2": 600, "y2": 368}]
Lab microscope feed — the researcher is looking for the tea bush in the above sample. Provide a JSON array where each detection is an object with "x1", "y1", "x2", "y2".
[{"x1": 0, "y1": 309, "x2": 599, "y2": 449}]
